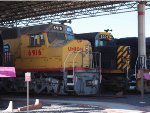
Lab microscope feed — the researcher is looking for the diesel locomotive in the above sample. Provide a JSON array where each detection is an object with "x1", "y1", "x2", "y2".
[
  {"x1": 75, "y1": 31, "x2": 130, "y2": 92},
  {"x1": 0, "y1": 24, "x2": 101, "y2": 95}
]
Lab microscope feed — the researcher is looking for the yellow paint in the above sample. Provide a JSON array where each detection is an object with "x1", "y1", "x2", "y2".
[
  {"x1": 117, "y1": 46, "x2": 123, "y2": 53},
  {"x1": 3, "y1": 32, "x2": 92, "y2": 70},
  {"x1": 117, "y1": 58, "x2": 122, "y2": 64},
  {"x1": 117, "y1": 46, "x2": 130, "y2": 70}
]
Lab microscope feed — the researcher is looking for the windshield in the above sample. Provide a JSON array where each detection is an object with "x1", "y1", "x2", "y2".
[
  {"x1": 47, "y1": 32, "x2": 66, "y2": 43},
  {"x1": 65, "y1": 27, "x2": 75, "y2": 40},
  {"x1": 99, "y1": 40, "x2": 115, "y2": 46}
]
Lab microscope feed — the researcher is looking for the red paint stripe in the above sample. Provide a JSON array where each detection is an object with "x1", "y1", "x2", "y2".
[
  {"x1": 16, "y1": 67, "x2": 90, "y2": 72},
  {"x1": 138, "y1": 12, "x2": 144, "y2": 15}
]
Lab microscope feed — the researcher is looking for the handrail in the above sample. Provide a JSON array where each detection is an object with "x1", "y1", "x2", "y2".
[
  {"x1": 64, "y1": 49, "x2": 102, "y2": 79},
  {"x1": 96, "y1": 52, "x2": 101, "y2": 76},
  {"x1": 92, "y1": 52, "x2": 101, "y2": 69},
  {"x1": 92, "y1": 52, "x2": 102, "y2": 85},
  {"x1": 134, "y1": 55, "x2": 147, "y2": 78},
  {"x1": 72, "y1": 51, "x2": 81, "y2": 80},
  {"x1": 63, "y1": 52, "x2": 73, "y2": 72},
  {"x1": 135, "y1": 56, "x2": 139, "y2": 77},
  {"x1": 99, "y1": 52, "x2": 101, "y2": 77},
  {"x1": 3, "y1": 53, "x2": 15, "y2": 66}
]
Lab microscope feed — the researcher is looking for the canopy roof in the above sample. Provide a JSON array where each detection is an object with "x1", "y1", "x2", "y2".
[{"x1": 0, "y1": 1, "x2": 149, "y2": 27}]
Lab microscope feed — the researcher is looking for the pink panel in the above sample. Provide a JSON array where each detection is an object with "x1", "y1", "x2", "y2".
[
  {"x1": 144, "y1": 73, "x2": 150, "y2": 80},
  {"x1": 0, "y1": 67, "x2": 16, "y2": 77}
]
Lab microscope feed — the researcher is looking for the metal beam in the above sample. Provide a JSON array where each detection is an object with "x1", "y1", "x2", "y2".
[{"x1": 0, "y1": 1, "x2": 149, "y2": 27}]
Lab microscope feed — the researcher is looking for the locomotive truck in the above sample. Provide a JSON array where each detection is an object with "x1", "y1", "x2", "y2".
[{"x1": 0, "y1": 24, "x2": 101, "y2": 95}]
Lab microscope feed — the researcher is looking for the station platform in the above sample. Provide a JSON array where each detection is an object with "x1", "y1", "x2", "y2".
[
  {"x1": 0, "y1": 94, "x2": 150, "y2": 113},
  {"x1": 47, "y1": 99, "x2": 150, "y2": 113}
]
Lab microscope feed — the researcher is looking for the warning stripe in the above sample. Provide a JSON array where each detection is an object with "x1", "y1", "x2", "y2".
[
  {"x1": 117, "y1": 64, "x2": 122, "y2": 69},
  {"x1": 117, "y1": 46, "x2": 128, "y2": 53},
  {"x1": 123, "y1": 64, "x2": 128, "y2": 69},
  {"x1": 123, "y1": 51, "x2": 128, "y2": 57},
  {"x1": 117, "y1": 63, "x2": 130, "y2": 70},
  {"x1": 117, "y1": 46, "x2": 128, "y2": 58},
  {"x1": 117, "y1": 58, "x2": 122, "y2": 65},
  {"x1": 117, "y1": 51, "x2": 128, "y2": 64},
  {"x1": 117, "y1": 46, "x2": 123, "y2": 52},
  {"x1": 117, "y1": 46, "x2": 130, "y2": 70},
  {"x1": 117, "y1": 47, "x2": 128, "y2": 64}
]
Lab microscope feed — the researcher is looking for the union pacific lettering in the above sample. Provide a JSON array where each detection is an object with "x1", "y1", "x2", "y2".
[{"x1": 68, "y1": 47, "x2": 83, "y2": 52}]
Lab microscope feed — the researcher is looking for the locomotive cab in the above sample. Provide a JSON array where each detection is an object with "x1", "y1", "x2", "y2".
[
  {"x1": 94, "y1": 31, "x2": 130, "y2": 71},
  {"x1": 26, "y1": 25, "x2": 75, "y2": 48},
  {"x1": 16, "y1": 24, "x2": 93, "y2": 70}
]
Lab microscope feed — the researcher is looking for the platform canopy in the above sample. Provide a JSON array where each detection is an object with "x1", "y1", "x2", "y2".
[{"x1": 0, "y1": 1, "x2": 150, "y2": 27}]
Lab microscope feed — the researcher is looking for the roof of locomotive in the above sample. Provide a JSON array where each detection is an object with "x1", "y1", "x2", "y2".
[
  {"x1": 116, "y1": 37, "x2": 150, "y2": 46},
  {"x1": 1, "y1": 23, "x2": 67, "y2": 39},
  {"x1": 75, "y1": 32, "x2": 98, "y2": 40},
  {"x1": 75, "y1": 32, "x2": 114, "y2": 43}
]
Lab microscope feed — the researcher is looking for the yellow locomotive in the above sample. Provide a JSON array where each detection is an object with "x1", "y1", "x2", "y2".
[{"x1": 1, "y1": 24, "x2": 101, "y2": 95}]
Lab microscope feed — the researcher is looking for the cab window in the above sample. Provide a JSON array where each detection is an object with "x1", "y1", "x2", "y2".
[
  {"x1": 99, "y1": 39, "x2": 115, "y2": 47},
  {"x1": 30, "y1": 34, "x2": 45, "y2": 47},
  {"x1": 65, "y1": 27, "x2": 75, "y2": 40},
  {"x1": 40, "y1": 34, "x2": 45, "y2": 45},
  {"x1": 99, "y1": 40, "x2": 106, "y2": 46},
  {"x1": 47, "y1": 32, "x2": 66, "y2": 43}
]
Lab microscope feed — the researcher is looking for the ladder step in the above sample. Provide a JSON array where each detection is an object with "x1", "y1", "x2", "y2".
[
  {"x1": 67, "y1": 75, "x2": 74, "y2": 78},
  {"x1": 67, "y1": 86, "x2": 74, "y2": 91},
  {"x1": 67, "y1": 83, "x2": 74, "y2": 86},
  {"x1": 66, "y1": 74, "x2": 74, "y2": 92}
]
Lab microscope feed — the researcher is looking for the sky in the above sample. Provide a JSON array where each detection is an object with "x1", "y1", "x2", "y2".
[{"x1": 67, "y1": 9, "x2": 150, "y2": 39}]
